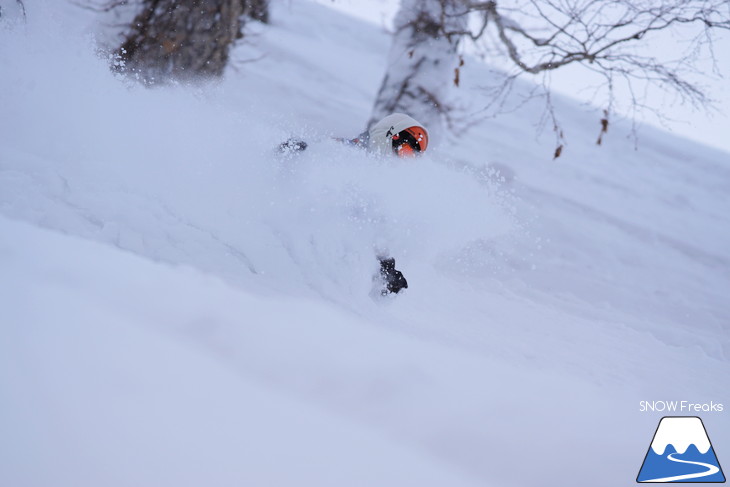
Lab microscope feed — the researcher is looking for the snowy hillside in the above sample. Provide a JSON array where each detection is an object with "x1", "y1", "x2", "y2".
[{"x1": 1, "y1": 1, "x2": 729, "y2": 486}]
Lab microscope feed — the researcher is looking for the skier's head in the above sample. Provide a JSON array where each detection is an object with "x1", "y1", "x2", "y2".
[
  {"x1": 368, "y1": 113, "x2": 429, "y2": 158},
  {"x1": 392, "y1": 125, "x2": 428, "y2": 158}
]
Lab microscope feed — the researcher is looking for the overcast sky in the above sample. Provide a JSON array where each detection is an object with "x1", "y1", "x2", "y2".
[{"x1": 312, "y1": 0, "x2": 730, "y2": 155}]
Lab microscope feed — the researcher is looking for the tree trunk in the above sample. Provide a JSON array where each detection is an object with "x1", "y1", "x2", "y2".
[
  {"x1": 243, "y1": 0, "x2": 269, "y2": 24},
  {"x1": 117, "y1": 0, "x2": 244, "y2": 82},
  {"x1": 368, "y1": 0, "x2": 466, "y2": 136}
]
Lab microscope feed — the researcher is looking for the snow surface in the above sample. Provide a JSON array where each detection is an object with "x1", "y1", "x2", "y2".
[{"x1": 1, "y1": 1, "x2": 729, "y2": 486}]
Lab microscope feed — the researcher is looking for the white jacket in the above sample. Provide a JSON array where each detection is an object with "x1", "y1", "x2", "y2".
[{"x1": 368, "y1": 113, "x2": 428, "y2": 156}]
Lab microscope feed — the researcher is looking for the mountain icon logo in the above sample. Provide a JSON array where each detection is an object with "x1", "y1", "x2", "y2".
[{"x1": 637, "y1": 416, "x2": 725, "y2": 483}]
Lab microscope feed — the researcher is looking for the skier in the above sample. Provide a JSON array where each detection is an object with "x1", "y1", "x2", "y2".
[
  {"x1": 335, "y1": 112, "x2": 429, "y2": 159},
  {"x1": 279, "y1": 112, "x2": 429, "y2": 295},
  {"x1": 279, "y1": 112, "x2": 429, "y2": 158}
]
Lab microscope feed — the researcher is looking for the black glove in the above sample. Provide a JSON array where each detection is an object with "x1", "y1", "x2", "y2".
[
  {"x1": 379, "y1": 257, "x2": 408, "y2": 295},
  {"x1": 277, "y1": 138, "x2": 308, "y2": 154}
]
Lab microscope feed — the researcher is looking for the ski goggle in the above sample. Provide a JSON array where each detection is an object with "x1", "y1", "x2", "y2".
[{"x1": 392, "y1": 126, "x2": 428, "y2": 158}]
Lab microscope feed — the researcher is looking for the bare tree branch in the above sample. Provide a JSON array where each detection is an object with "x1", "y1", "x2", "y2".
[
  {"x1": 435, "y1": 0, "x2": 730, "y2": 154},
  {"x1": 71, "y1": 0, "x2": 129, "y2": 12}
]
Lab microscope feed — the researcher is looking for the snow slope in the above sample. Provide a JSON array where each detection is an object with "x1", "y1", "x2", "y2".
[
  {"x1": 0, "y1": 215, "x2": 487, "y2": 487},
  {"x1": 1, "y1": 1, "x2": 729, "y2": 486}
]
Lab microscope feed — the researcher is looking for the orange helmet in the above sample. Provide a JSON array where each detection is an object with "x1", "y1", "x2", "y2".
[{"x1": 392, "y1": 125, "x2": 429, "y2": 158}]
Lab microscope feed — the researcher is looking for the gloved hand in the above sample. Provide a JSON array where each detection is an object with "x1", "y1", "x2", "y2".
[
  {"x1": 379, "y1": 257, "x2": 408, "y2": 295},
  {"x1": 277, "y1": 138, "x2": 308, "y2": 154}
]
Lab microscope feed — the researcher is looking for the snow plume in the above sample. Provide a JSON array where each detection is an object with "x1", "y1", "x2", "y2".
[{"x1": 0, "y1": 3, "x2": 516, "y2": 301}]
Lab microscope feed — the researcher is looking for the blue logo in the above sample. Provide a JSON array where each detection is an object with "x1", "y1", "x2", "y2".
[{"x1": 637, "y1": 416, "x2": 725, "y2": 483}]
